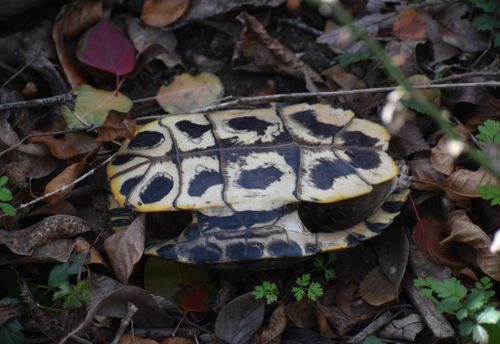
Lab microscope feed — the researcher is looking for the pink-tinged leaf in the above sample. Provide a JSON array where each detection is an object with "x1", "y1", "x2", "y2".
[{"x1": 77, "y1": 19, "x2": 136, "y2": 76}]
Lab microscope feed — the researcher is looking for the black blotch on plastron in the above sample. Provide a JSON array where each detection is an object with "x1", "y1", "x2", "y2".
[
  {"x1": 346, "y1": 149, "x2": 381, "y2": 169},
  {"x1": 365, "y1": 221, "x2": 388, "y2": 233},
  {"x1": 226, "y1": 242, "x2": 245, "y2": 260},
  {"x1": 189, "y1": 245, "x2": 207, "y2": 264},
  {"x1": 206, "y1": 242, "x2": 223, "y2": 262},
  {"x1": 246, "y1": 242, "x2": 265, "y2": 259},
  {"x1": 157, "y1": 244, "x2": 178, "y2": 260},
  {"x1": 175, "y1": 120, "x2": 212, "y2": 139},
  {"x1": 226, "y1": 116, "x2": 273, "y2": 136},
  {"x1": 188, "y1": 170, "x2": 223, "y2": 197},
  {"x1": 287, "y1": 241, "x2": 303, "y2": 257},
  {"x1": 381, "y1": 201, "x2": 404, "y2": 213},
  {"x1": 139, "y1": 174, "x2": 174, "y2": 204},
  {"x1": 237, "y1": 208, "x2": 285, "y2": 228},
  {"x1": 128, "y1": 131, "x2": 164, "y2": 149},
  {"x1": 292, "y1": 110, "x2": 342, "y2": 138},
  {"x1": 111, "y1": 218, "x2": 132, "y2": 228},
  {"x1": 311, "y1": 159, "x2": 355, "y2": 190},
  {"x1": 268, "y1": 240, "x2": 288, "y2": 257},
  {"x1": 305, "y1": 243, "x2": 319, "y2": 255},
  {"x1": 120, "y1": 176, "x2": 142, "y2": 196},
  {"x1": 346, "y1": 234, "x2": 360, "y2": 247},
  {"x1": 238, "y1": 166, "x2": 284, "y2": 189},
  {"x1": 197, "y1": 212, "x2": 242, "y2": 231},
  {"x1": 111, "y1": 154, "x2": 135, "y2": 166},
  {"x1": 340, "y1": 131, "x2": 379, "y2": 147}
]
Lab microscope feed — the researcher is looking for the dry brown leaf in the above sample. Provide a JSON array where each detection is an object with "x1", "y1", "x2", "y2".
[
  {"x1": 0, "y1": 119, "x2": 46, "y2": 156},
  {"x1": 0, "y1": 215, "x2": 92, "y2": 255},
  {"x1": 389, "y1": 120, "x2": 429, "y2": 158},
  {"x1": 61, "y1": 0, "x2": 102, "y2": 38},
  {"x1": 119, "y1": 334, "x2": 159, "y2": 344},
  {"x1": 0, "y1": 298, "x2": 25, "y2": 327},
  {"x1": 96, "y1": 111, "x2": 136, "y2": 142},
  {"x1": 30, "y1": 132, "x2": 100, "y2": 161},
  {"x1": 443, "y1": 168, "x2": 499, "y2": 201},
  {"x1": 237, "y1": 12, "x2": 322, "y2": 83},
  {"x1": 285, "y1": 300, "x2": 316, "y2": 328},
  {"x1": 43, "y1": 157, "x2": 87, "y2": 202},
  {"x1": 260, "y1": 304, "x2": 287, "y2": 344},
  {"x1": 430, "y1": 126, "x2": 469, "y2": 175},
  {"x1": 439, "y1": 3, "x2": 488, "y2": 53},
  {"x1": 385, "y1": 40, "x2": 424, "y2": 76},
  {"x1": 104, "y1": 214, "x2": 145, "y2": 284},
  {"x1": 74, "y1": 236, "x2": 110, "y2": 269},
  {"x1": 52, "y1": 20, "x2": 87, "y2": 88},
  {"x1": 141, "y1": 0, "x2": 191, "y2": 27},
  {"x1": 380, "y1": 313, "x2": 425, "y2": 341},
  {"x1": 392, "y1": 8, "x2": 428, "y2": 40},
  {"x1": 443, "y1": 210, "x2": 500, "y2": 281},
  {"x1": 315, "y1": 308, "x2": 334, "y2": 338},
  {"x1": 408, "y1": 158, "x2": 446, "y2": 191},
  {"x1": 316, "y1": 303, "x2": 358, "y2": 336},
  {"x1": 0, "y1": 239, "x2": 75, "y2": 265},
  {"x1": 359, "y1": 266, "x2": 398, "y2": 306}
]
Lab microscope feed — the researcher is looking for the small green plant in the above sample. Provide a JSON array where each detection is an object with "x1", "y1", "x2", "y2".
[
  {"x1": 313, "y1": 252, "x2": 337, "y2": 280},
  {"x1": 292, "y1": 273, "x2": 324, "y2": 302},
  {"x1": 46, "y1": 254, "x2": 91, "y2": 310},
  {"x1": 415, "y1": 276, "x2": 500, "y2": 344},
  {"x1": 0, "y1": 298, "x2": 24, "y2": 344},
  {"x1": 475, "y1": 120, "x2": 500, "y2": 206},
  {"x1": 336, "y1": 51, "x2": 372, "y2": 66},
  {"x1": 253, "y1": 281, "x2": 280, "y2": 305},
  {"x1": 362, "y1": 335, "x2": 384, "y2": 344},
  {"x1": 468, "y1": 0, "x2": 500, "y2": 47},
  {"x1": 0, "y1": 176, "x2": 15, "y2": 216}
]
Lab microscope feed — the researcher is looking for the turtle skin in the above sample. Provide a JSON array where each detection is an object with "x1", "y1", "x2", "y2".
[{"x1": 108, "y1": 103, "x2": 409, "y2": 265}]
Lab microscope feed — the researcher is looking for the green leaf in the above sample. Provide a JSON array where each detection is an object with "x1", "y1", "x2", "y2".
[
  {"x1": 296, "y1": 273, "x2": 311, "y2": 288},
  {"x1": 0, "y1": 318, "x2": 24, "y2": 344},
  {"x1": 472, "y1": 324, "x2": 489, "y2": 344},
  {"x1": 252, "y1": 282, "x2": 279, "y2": 305},
  {"x1": 0, "y1": 203, "x2": 16, "y2": 216},
  {"x1": 336, "y1": 51, "x2": 372, "y2": 66},
  {"x1": 0, "y1": 176, "x2": 8, "y2": 187},
  {"x1": 468, "y1": 0, "x2": 496, "y2": 13},
  {"x1": 494, "y1": 34, "x2": 500, "y2": 48},
  {"x1": 48, "y1": 255, "x2": 86, "y2": 289},
  {"x1": 307, "y1": 282, "x2": 324, "y2": 301},
  {"x1": 362, "y1": 335, "x2": 384, "y2": 344},
  {"x1": 62, "y1": 85, "x2": 133, "y2": 129},
  {"x1": 437, "y1": 297, "x2": 462, "y2": 313},
  {"x1": 459, "y1": 320, "x2": 476, "y2": 336},
  {"x1": 292, "y1": 287, "x2": 306, "y2": 301},
  {"x1": 0, "y1": 188, "x2": 12, "y2": 202},
  {"x1": 478, "y1": 185, "x2": 500, "y2": 206},
  {"x1": 473, "y1": 13, "x2": 498, "y2": 31},
  {"x1": 476, "y1": 120, "x2": 500, "y2": 143},
  {"x1": 477, "y1": 307, "x2": 500, "y2": 324},
  {"x1": 432, "y1": 278, "x2": 468, "y2": 300},
  {"x1": 482, "y1": 324, "x2": 500, "y2": 344},
  {"x1": 324, "y1": 268, "x2": 336, "y2": 281}
]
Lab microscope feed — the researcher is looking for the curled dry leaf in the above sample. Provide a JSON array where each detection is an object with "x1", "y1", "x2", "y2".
[
  {"x1": 0, "y1": 215, "x2": 92, "y2": 255},
  {"x1": 443, "y1": 210, "x2": 500, "y2": 281},
  {"x1": 42, "y1": 150, "x2": 94, "y2": 202},
  {"x1": 443, "y1": 167, "x2": 499, "y2": 202},
  {"x1": 141, "y1": 0, "x2": 191, "y2": 27},
  {"x1": 104, "y1": 214, "x2": 146, "y2": 284},
  {"x1": 0, "y1": 239, "x2": 75, "y2": 265},
  {"x1": 215, "y1": 292, "x2": 265, "y2": 344},
  {"x1": 408, "y1": 158, "x2": 446, "y2": 191},
  {"x1": 156, "y1": 72, "x2": 224, "y2": 114},
  {"x1": 260, "y1": 304, "x2": 287, "y2": 344},
  {"x1": 237, "y1": 12, "x2": 322, "y2": 83},
  {"x1": 161, "y1": 338, "x2": 196, "y2": 344},
  {"x1": 30, "y1": 132, "x2": 100, "y2": 161},
  {"x1": 0, "y1": 119, "x2": 47, "y2": 156},
  {"x1": 74, "y1": 236, "x2": 110, "y2": 268},
  {"x1": 389, "y1": 120, "x2": 430, "y2": 158},
  {"x1": 60, "y1": 0, "x2": 102, "y2": 39},
  {"x1": 285, "y1": 299, "x2": 316, "y2": 328},
  {"x1": 127, "y1": 17, "x2": 182, "y2": 69},
  {"x1": 95, "y1": 111, "x2": 136, "y2": 142},
  {"x1": 359, "y1": 266, "x2": 398, "y2": 306}
]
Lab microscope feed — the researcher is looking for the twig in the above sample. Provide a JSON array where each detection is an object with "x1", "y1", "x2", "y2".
[
  {"x1": 0, "y1": 92, "x2": 74, "y2": 111},
  {"x1": 134, "y1": 81, "x2": 500, "y2": 122},
  {"x1": 15, "y1": 153, "x2": 116, "y2": 211},
  {"x1": 110, "y1": 303, "x2": 138, "y2": 344},
  {"x1": 432, "y1": 71, "x2": 500, "y2": 83}
]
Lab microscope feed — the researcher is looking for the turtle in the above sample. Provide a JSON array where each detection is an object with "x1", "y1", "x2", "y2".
[{"x1": 107, "y1": 103, "x2": 410, "y2": 267}]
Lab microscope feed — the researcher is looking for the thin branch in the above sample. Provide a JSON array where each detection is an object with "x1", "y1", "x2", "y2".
[
  {"x1": 134, "y1": 81, "x2": 500, "y2": 122},
  {"x1": 110, "y1": 303, "x2": 138, "y2": 344},
  {"x1": 432, "y1": 71, "x2": 500, "y2": 83},
  {"x1": 0, "y1": 92, "x2": 74, "y2": 111},
  {"x1": 16, "y1": 153, "x2": 116, "y2": 211}
]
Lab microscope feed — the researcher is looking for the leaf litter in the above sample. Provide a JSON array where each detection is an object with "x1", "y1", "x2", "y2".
[{"x1": 0, "y1": 0, "x2": 499, "y2": 343}]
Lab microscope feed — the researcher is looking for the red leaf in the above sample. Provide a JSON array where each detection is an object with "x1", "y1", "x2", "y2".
[
  {"x1": 77, "y1": 19, "x2": 136, "y2": 76},
  {"x1": 412, "y1": 218, "x2": 462, "y2": 267}
]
